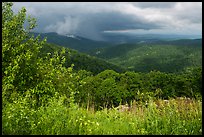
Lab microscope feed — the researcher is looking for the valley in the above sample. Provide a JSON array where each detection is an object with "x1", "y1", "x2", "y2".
[{"x1": 32, "y1": 32, "x2": 202, "y2": 74}]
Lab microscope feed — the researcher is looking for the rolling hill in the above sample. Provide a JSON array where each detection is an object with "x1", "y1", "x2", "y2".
[
  {"x1": 33, "y1": 32, "x2": 202, "y2": 74},
  {"x1": 91, "y1": 39, "x2": 202, "y2": 73},
  {"x1": 39, "y1": 43, "x2": 126, "y2": 75}
]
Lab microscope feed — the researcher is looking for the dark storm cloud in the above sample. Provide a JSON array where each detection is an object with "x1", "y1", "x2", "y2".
[
  {"x1": 86, "y1": 12, "x2": 161, "y2": 30},
  {"x1": 12, "y1": 2, "x2": 202, "y2": 40},
  {"x1": 68, "y1": 12, "x2": 162, "y2": 40}
]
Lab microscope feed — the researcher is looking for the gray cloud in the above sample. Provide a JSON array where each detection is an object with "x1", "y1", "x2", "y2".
[
  {"x1": 12, "y1": 2, "x2": 202, "y2": 40},
  {"x1": 131, "y1": 2, "x2": 177, "y2": 8},
  {"x1": 68, "y1": 12, "x2": 162, "y2": 40}
]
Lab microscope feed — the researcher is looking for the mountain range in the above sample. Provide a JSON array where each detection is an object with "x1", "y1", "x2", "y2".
[
  {"x1": 31, "y1": 32, "x2": 114, "y2": 53},
  {"x1": 32, "y1": 32, "x2": 202, "y2": 74}
]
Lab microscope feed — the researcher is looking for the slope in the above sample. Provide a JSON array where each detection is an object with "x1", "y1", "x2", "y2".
[
  {"x1": 92, "y1": 39, "x2": 202, "y2": 73},
  {"x1": 31, "y1": 32, "x2": 114, "y2": 53},
  {"x1": 39, "y1": 43, "x2": 126, "y2": 75}
]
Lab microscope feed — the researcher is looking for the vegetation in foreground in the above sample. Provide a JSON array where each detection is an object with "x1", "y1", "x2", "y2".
[
  {"x1": 2, "y1": 2, "x2": 202, "y2": 135},
  {"x1": 3, "y1": 95, "x2": 202, "y2": 135}
]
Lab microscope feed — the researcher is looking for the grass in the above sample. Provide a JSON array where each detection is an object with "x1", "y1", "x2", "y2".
[{"x1": 2, "y1": 96, "x2": 202, "y2": 135}]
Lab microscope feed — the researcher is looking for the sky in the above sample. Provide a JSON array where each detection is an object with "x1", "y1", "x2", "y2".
[{"x1": 12, "y1": 2, "x2": 202, "y2": 41}]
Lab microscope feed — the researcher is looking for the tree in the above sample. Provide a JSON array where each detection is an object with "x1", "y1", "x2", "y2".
[
  {"x1": 2, "y1": 2, "x2": 45, "y2": 103},
  {"x1": 2, "y1": 2, "x2": 73, "y2": 108}
]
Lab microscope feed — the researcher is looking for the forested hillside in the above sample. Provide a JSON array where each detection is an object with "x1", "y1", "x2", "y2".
[
  {"x1": 92, "y1": 40, "x2": 202, "y2": 73},
  {"x1": 2, "y1": 2, "x2": 202, "y2": 135},
  {"x1": 39, "y1": 43, "x2": 126, "y2": 75},
  {"x1": 31, "y1": 32, "x2": 202, "y2": 74}
]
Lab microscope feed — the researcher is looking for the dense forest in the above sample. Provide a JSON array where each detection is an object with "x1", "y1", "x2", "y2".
[
  {"x1": 39, "y1": 43, "x2": 126, "y2": 75},
  {"x1": 2, "y1": 2, "x2": 202, "y2": 135},
  {"x1": 39, "y1": 43, "x2": 202, "y2": 110},
  {"x1": 90, "y1": 40, "x2": 202, "y2": 73}
]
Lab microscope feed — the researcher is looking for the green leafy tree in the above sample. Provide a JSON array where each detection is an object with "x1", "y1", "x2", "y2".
[
  {"x1": 2, "y1": 2, "x2": 76, "y2": 108},
  {"x1": 2, "y1": 2, "x2": 46, "y2": 105}
]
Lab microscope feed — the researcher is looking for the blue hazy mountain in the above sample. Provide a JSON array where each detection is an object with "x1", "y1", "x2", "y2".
[{"x1": 101, "y1": 33, "x2": 202, "y2": 44}]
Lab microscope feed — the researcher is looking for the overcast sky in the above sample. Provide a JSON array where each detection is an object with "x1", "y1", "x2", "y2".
[{"x1": 12, "y1": 2, "x2": 202, "y2": 40}]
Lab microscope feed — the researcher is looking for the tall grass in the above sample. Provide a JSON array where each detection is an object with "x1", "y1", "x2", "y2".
[{"x1": 2, "y1": 96, "x2": 202, "y2": 135}]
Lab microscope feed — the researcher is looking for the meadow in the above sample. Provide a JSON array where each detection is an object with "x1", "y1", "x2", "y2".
[{"x1": 2, "y1": 95, "x2": 202, "y2": 135}]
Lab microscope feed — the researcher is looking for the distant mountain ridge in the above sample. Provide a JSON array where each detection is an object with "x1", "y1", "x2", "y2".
[
  {"x1": 30, "y1": 32, "x2": 114, "y2": 53},
  {"x1": 31, "y1": 32, "x2": 202, "y2": 73},
  {"x1": 101, "y1": 33, "x2": 202, "y2": 44},
  {"x1": 31, "y1": 32, "x2": 202, "y2": 53}
]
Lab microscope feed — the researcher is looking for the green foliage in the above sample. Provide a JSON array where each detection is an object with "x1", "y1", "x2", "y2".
[
  {"x1": 78, "y1": 68, "x2": 202, "y2": 109},
  {"x1": 3, "y1": 97, "x2": 202, "y2": 135},
  {"x1": 2, "y1": 2, "x2": 76, "y2": 109},
  {"x1": 39, "y1": 43, "x2": 125, "y2": 75},
  {"x1": 2, "y1": 2, "x2": 45, "y2": 106},
  {"x1": 94, "y1": 41, "x2": 202, "y2": 73},
  {"x1": 2, "y1": 2, "x2": 202, "y2": 135}
]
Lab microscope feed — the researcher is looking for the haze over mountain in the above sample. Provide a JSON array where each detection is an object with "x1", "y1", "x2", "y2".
[
  {"x1": 100, "y1": 33, "x2": 202, "y2": 44},
  {"x1": 31, "y1": 32, "x2": 202, "y2": 52}
]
